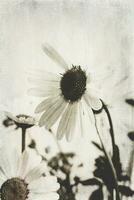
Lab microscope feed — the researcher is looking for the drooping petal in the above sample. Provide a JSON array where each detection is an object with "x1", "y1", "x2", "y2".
[
  {"x1": 42, "y1": 43, "x2": 68, "y2": 70},
  {"x1": 45, "y1": 99, "x2": 67, "y2": 130},
  {"x1": 35, "y1": 97, "x2": 54, "y2": 113},
  {"x1": 57, "y1": 103, "x2": 72, "y2": 140},
  {"x1": 25, "y1": 163, "x2": 46, "y2": 183},
  {"x1": 89, "y1": 96, "x2": 102, "y2": 111},
  {"x1": 17, "y1": 150, "x2": 41, "y2": 178},
  {"x1": 83, "y1": 94, "x2": 95, "y2": 124},
  {"x1": 84, "y1": 89, "x2": 102, "y2": 111},
  {"x1": 65, "y1": 103, "x2": 78, "y2": 141},
  {"x1": 78, "y1": 101, "x2": 85, "y2": 136},
  {"x1": 39, "y1": 96, "x2": 64, "y2": 127}
]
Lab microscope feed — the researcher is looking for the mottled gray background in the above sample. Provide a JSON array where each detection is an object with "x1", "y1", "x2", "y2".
[{"x1": 0, "y1": 0, "x2": 134, "y2": 199}]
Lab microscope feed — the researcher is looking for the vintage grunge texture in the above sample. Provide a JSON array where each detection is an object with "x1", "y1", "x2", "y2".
[{"x1": 0, "y1": 0, "x2": 134, "y2": 199}]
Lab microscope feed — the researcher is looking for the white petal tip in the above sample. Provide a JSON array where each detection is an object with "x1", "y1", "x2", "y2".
[
  {"x1": 39, "y1": 121, "x2": 44, "y2": 127},
  {"x1": 34, "y1": 108, "x2": 42, "y2": 114},
  {"x1": 66, "y1": 133, "x2": 72, "y2": 142},
  {"x1": 57, "y1": 133, "x2": 63, "y2": 140}
]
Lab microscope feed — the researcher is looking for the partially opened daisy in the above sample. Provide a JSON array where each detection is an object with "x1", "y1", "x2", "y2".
[
  {"x1": 4, "y1": 112, "x2": 37, "y2": 129},
  {"x1": 29, "y1": 44, "x2": 102, "y2": 141},
  {"x1": 0, "y1": 148, "x2": 59, "y2": 200},
  {"x1": 4, "y1": 112, "x2": 38, "y2": 152}
]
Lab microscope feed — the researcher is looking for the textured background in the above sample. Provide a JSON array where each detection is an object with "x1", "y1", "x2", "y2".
[{"x1": 0, "y1": 0, "x2": 134, "y2": 199}]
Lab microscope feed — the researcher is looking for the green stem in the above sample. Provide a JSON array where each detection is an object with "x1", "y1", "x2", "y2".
[
  {"x1": 94, "y1": 115, "x2": 120, "y2": 200},
  {"x1": 21, "y1": 128, "x2": 26, "y2": 153}
]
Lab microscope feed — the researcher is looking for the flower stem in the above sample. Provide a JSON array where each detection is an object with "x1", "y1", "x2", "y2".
[
  {"x1": 101, "y1": 100, "x2": 116, "y2": 156},
  {"x1": 94, "y1": 115, "x2": 120, "y2": 200},
  {"x1": 21, "y1": 128, "x2": 26, "y2": 153}
]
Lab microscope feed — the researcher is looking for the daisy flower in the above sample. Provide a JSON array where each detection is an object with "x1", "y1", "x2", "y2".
[
  {"x1": 29, "y1": 44, "x2": 102, "y2": 141},
  {"x1": 4, "y1": 112, "x2": 37, "y2": 129},
  {"x1": 4, "y1": 112, "x2": 38, "y2": 152},
  {"x1": 0, "y1": 148, "x2": 59, "y2": 200}
]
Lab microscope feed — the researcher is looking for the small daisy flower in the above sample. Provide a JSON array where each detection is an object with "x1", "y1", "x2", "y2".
[
  {"x1": 0, "y1": 148, "x2": 59, "y2": 200},
  {"x1": 4, "y1": 112, "x2": 38, "y2": 152},
  {"x1": 5, "y1": 112, "x2": 36, "y2": 129},
  {"x1": 29, "y1": 44, "x2": 102, "y2": 141}
]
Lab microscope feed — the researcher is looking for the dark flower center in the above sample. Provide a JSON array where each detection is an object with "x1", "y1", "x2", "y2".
[
  {"x1": 1, "y1": 178, "x2": 29, "y2": 200},
  {"x1": 60, "y1": 66, "x2": 87, "y2": 102}
]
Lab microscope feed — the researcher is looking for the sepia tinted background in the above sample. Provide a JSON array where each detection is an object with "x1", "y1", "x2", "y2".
[{"x1": 0, "y1": 0, "x2": 134, "y2": 199}]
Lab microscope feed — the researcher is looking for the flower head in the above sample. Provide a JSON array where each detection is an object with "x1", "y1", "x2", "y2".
[
  {"x1": 60, "y1": 66, "x2": 87, "y2": 102},
  {"x1": 0, "y1": 148, "x2": 59, "y2": 200},
  {"x1": 5, "y1": 112, "x2": 36, "y2": 129},
  {"x1": 29, "y1": 44, "x2": 102, "y2": 141}
]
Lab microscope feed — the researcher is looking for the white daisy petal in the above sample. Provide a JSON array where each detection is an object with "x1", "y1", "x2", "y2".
[
  {"x1": 86, "y1": 85, "x2": 102, "y2": 99},
  {"x1": 57, "y1": 103, "x2": 71, "y2": 140},
  {"x1": 28, "y1": 70, "x2": 60, "y2": 81},
  {"x1": 84, "y1": 91, "x2": 102, "y2": 111},
  {"x1": 28, "y1": 192, "x2": 59, "y2": 200},
  {"x1": 28, "y1": 71, "x2": 60, "y2": 83},
  {"x1": 35, "y1": 98, "x2": 52, "y2": 113},
  {"x1": 66, "y1": 103, "x2": 78, "y2": 141},
  {"x1": 42, "y1": 43, "x2": 68, "y2": 70},
  {"x1": 9, "y1": 149, "x2": 20, "y2": 177},
  {"x1": 0, "y1": 148, "x2": 19, "y2": 178},
  {"x1": 0, "y1": 179, "x2": 5, "y2": 188},
  {"x1": 25, "y1": 163, "x2": 46, "y2": 183},
  {"x1": 83, "y1": 94, "x2": 95, "y2": 124},
  {"x1": 78, "y1": 101, "x2": 85, "y2": 136},
  {"x1": 39, "y1": 96, "x2": 64, "y2": 127},
  {"x1": 17, "y1": 150, "x2": 41, "y2": 178},
  {"x1": 87, "y1": 73, "x2": 91, "y2": 84},
  {"x1": 45, "y1": 99, "x2": 67, "y2": 130},
  {"x1": 35, "y1": 95, "x2": 59, "y2": 113},
  {"x1": 28, "y1": 77, "x2": 60, "y2": 88},
  {"x1": 28, "y1": 86, "x2": 59, "y2": 97},
  {"x1": 87, "y1": 106, "x2": 95, "y2": 125},
  {"x1": 29, "y1": 176, "x2": 59, "y2": 193},
  {"x1": 4, "y1": 111, "x2": 19, "y2": 122},
  {"x1": 89, "y1": 97, "x2": 102, "y2": 111},
  {"x1": 0, "y1": 170, "x2": 6, "y2": 184}
]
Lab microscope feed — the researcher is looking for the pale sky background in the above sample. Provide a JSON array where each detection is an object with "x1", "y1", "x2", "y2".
[{"x1": 0, "y1": 0, "x2": 134, "y2": 199}]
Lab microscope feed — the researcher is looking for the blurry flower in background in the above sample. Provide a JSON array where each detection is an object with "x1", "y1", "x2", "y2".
[
  {"x1": 4, "y1": 112, "x2": 37, "y2": 129},
  {"x1": 0, "y1": 148, "x2": 59, "y2": 200},
  {"x1": 29, "y1": 44, "x2": 102, "y2": 141}
]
